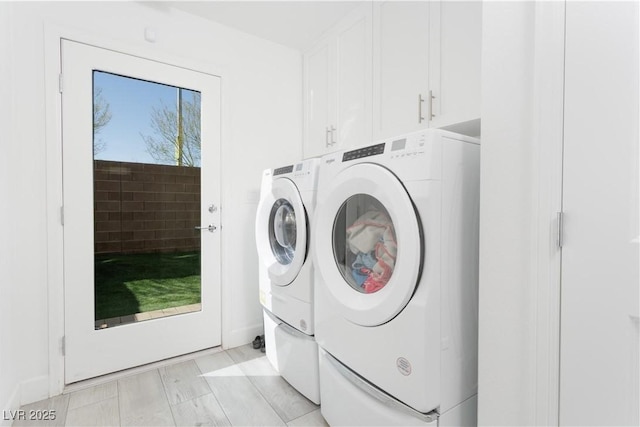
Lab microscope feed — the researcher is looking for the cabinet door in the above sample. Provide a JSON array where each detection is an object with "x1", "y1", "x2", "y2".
[
  {"x1": 560, "y1": 2, "x2": 639, "y2": 425},
  {"x1": 304, "y1": 41, "x2": 332, "y2": 159},
  {"x1": 334, "y1": 4, "x2": 372, "y2": 150},
  {"x1": 429, "y1": 1, "x2": 482, "y2": 128},
  {"x1": 373, "y1": 1, "x2": 430, "y2": 140}
]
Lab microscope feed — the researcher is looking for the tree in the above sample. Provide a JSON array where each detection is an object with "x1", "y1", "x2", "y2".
[
  {"x1": 93, "y1": 87, "x2": 112, "y2": 156},
  {"x1": 142, "y1": 90, "x2": 201, "y2": 167}
]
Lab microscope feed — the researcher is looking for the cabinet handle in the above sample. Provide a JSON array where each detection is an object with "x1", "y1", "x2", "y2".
[
  {"x1": 330, "y1": 125, "x2": 337, "y2": 146},
  {"x1": 325, "y1": 127, "x2": 331, "y2": 148},
  {"x1": 429, "y1": 90, "x2": 436, "y2": 120},
  {"x1": 418, "y1": 94, "x2": 425, "y2": 123}
]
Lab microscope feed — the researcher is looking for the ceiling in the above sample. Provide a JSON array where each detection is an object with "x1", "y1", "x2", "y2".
[{"x1": 164, "y1": 1, "x2": 363, "y2": 51}]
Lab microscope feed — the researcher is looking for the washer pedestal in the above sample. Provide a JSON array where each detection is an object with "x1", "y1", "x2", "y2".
[
  {"x1": 263, "y1": 310, "x2": 320, "y2": 404},
  {"x1": 319, "y1": 348, "x2": 476, "y2": 426}
]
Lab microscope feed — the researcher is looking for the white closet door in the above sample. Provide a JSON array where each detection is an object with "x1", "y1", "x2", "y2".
[{"x1": 560, "y1": 2, "x2": 639, "y2": 425}]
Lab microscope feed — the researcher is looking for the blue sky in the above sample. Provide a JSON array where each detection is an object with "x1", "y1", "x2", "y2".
[{"x1": 93, "y1": 71, "x2": 198, "y2": 165}]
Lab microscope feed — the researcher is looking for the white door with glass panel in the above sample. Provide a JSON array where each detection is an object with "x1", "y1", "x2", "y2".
[{"x1": 61, "y1": 39, "x2": 222, "y2": 383}]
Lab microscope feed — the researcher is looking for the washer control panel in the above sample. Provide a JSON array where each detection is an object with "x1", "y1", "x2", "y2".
[{"x1": 273, "y1": 165, "x2": 294, "y2": 176}]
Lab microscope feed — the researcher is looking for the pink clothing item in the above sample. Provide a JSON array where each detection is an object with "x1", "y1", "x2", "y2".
[
  {"x1": 363, "y1": 253, "x2": 394, "y2": 293},
  {"x1": 363, "y1": 276, "x2": 386, "y2": 293}
]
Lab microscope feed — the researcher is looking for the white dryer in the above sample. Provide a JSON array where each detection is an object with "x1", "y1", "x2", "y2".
[
  {"x1": 255, "y1": 158, "x2": 320, "y2": 404},
  {"x1": 313, "y1": 129, "x2": 480, "y2": 425}
]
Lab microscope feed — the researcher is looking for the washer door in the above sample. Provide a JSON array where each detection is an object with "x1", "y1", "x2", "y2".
[
  {"x1": 256, "y1": 177, "x2": 308, "y2": 286},
  {"x1": 314, "y1": 163, "x2": 423, "y2": 326}
]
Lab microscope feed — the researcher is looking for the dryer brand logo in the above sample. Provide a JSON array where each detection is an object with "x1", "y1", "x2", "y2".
[
  {"x1": 396, "y1": 357, "x2": 412, "y2": 376},
  {"x1": 325, "y1": 158, "x2": 335, "y2": 164}
]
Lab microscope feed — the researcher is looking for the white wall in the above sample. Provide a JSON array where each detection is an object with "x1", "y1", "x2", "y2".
[
  {"x1": 0, "y1": 0, "x2": 302, "y2": 415},
  {"x1": 478, "y1": 2, "x2": 547, "y2": 424},
  {"x1": 0, "y1": 2, "x2": 22, "y2": 417},
  {"x1": 0, "y1": 2, "x2": 51, "y2": 417},
  {"x1": 0, "y1": 1, "x2": 9, "y2": 408}
]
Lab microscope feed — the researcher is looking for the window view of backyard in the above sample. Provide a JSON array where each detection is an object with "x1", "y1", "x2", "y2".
[{"x1": 93, "y1": 71, "x2": 202, "y2": 329}]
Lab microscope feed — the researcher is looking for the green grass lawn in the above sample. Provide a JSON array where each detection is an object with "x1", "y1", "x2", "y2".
[{"x1": 94, "y1": 251, "x2": 201, "y2": 320}]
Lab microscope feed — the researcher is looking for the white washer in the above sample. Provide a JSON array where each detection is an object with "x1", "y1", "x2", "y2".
[
  {"x1": 255, "y1": 158, "x2": 320, "y2": 404},
  {"x1": 313, "y1": 129, "x2": 480, "y2": 425}
]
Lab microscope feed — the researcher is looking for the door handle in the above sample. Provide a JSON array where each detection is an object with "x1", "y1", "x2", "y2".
[
  {"x1": 418, "y1": 94, "x2": 425, "y2": 123},
  {"x1": 325, "y1": 127, "x2": 331, "y2": 147},
  {"x1": 195, "y1": 224, "x2": 217, "y2": 233}
]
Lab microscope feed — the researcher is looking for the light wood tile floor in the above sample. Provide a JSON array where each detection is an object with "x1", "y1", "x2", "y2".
[{"x1": 14, "y1": 345, "x2": 327, "y2": 427}]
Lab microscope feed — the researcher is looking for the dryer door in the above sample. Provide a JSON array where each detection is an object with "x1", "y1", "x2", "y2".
[
  {"x1": 256, "y1": 177, "x2": 308, "y2": 286},
  {"x1": 314, "y1": 163, "x2": 423, "y2": 326}
]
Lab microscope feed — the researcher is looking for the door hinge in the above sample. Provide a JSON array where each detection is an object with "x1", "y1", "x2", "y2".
[
  {"x1": 557, "y1": 211, "x2": 564, "y2": 248},
  {"x1": 58, "y1": 73, "x2": 63, "y2": 93},
  {"x1": 60, "y1": 206, "x2": 64, "y2": 226},
  {"x1": 61, "y1": 336, "x2": 65, "y2": 356}
]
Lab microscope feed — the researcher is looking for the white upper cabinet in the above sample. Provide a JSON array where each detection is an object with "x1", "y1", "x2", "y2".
[
  {"x1": 373, "y1": 0, "x2": 482, "y2": 139},
  {"x1": 303, "y1": 4, "x2": 372, "y2": 158},
  {"x1": 431, "y1": 1, "x2": 482, "y2": 130},
  {"x1": 304, "y1": 1, "x2": 482, "y2": 155},
  {"x1": 372, "y1": 1, "x2": 431, "y2": 139},
  {"x1": 305, "y1": 42, "x2": 331, "y2": 158}
]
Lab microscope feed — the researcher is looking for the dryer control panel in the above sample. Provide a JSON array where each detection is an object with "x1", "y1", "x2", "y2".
[
  {"x1": 341, "y1": 132, "x2": 430, "y2": 164},
  {"x1": 342, "y1": 143, "x2": 385, "y2": 162},
  {"x1": 388, "y1": 132, "x2": 428, "y2": 159}
]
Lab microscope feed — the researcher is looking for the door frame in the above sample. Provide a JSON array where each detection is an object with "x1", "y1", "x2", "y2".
[{"x1": 43, "y1": 24, "x2": 231, "y2": 397}]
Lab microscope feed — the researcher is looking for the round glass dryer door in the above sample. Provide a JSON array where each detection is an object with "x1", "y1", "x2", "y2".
[
  {"x1": 269, "y1": 199, "x2": 297, "y2": 265},
  {"x1": 333, "y1": 194, "x2": 397, "y2": 295},
  {"x1": 255, "y1": 177, "x2": 308, "y2": 286},
  {"x1": 314, "y1": 163, "x2": 423, "y2": 326}
]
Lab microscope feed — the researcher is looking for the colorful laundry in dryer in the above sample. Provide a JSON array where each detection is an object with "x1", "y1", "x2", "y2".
[
  {"x1": 351, "y1": 251, "x2": 377, "y2": 286},
  {"x1": 346, "y1": 210, "x2": 397, "y2": 293}
]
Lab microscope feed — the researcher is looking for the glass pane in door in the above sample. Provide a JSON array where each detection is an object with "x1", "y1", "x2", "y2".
[
  {"x1": 332, "y1": 194, "x2": 398, "y2": 294},
  {"x1": 92, "y1": 71, "x2": 202, "y2": 329}
]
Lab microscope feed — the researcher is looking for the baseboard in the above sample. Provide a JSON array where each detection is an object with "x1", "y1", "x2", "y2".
[
  {"x1": 19, "y1": 376, "x2": 49, "y2": 407},
  {"x1": 1, "y1": 375, "x2": 49, "y2": 426},
  {"x1": 1, "y1": 385, "x2": 20, "y2": 427},
  {"x1": 224, "y1": 322, "x2": 264, "y2": 349}
]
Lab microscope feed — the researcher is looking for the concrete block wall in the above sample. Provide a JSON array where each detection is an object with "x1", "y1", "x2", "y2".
[{"x1": 93, "y1": 160, "x2": 201, "y2": 254}]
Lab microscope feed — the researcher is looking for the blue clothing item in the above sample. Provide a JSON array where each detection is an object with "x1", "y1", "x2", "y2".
[
  {"x1": 351, "y1": 251, "x2": 377, "y2": 271},
  {"x1": 350, "y1": 251, "x2": 377, "y2": 287},
  {"x1": 351, "y1": 268, "x2": 369, "y2": 287}
]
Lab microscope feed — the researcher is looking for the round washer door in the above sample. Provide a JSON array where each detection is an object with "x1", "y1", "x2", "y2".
[
  {"x1": 314, "y1": 163, "x2": 423, "y2": 326},
  {"x1": 256, "y1": 177, "x2": 308, "y2": 286}
]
